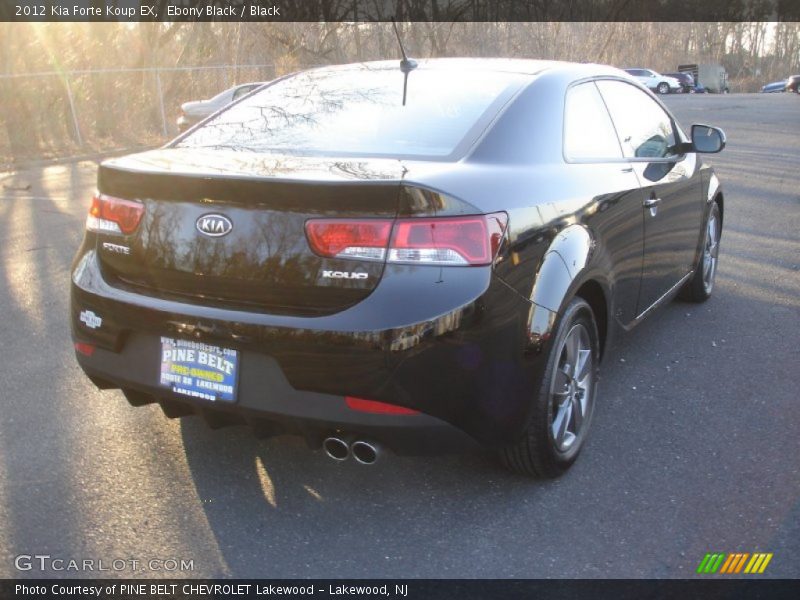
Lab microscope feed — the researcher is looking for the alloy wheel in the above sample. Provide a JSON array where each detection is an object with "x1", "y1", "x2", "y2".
[
  {"x1": 550, "y1": 323, "x2": 594, "y2": 452},
  {"x1": 702, "y1": 210, "x2": 720, "y2": 293}
]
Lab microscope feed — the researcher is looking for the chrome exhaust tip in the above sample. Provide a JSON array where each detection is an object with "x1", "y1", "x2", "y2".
[
  {"x1": 351, "y1": 440, "x2": 380, "y2": 465},
  {"x1": 323, "y1": 437, "x2": 350, "y2": 461}
]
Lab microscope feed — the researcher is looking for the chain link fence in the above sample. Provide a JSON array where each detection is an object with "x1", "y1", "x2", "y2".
[{"x1": 0, "y1": 64, "x2": 300, "y2": 167}]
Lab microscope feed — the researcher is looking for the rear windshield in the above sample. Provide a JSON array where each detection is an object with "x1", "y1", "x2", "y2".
[{"x1": 176, "y1": 65, "x2": 527, "y2": 160}]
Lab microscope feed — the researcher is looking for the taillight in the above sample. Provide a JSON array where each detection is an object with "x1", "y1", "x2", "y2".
[
  {"x1": 86, "y1": 193, "x2": 144, "y2": 235},
  {"x1": 390, "y1": 214, "x2": 503, "y2": 265},
  {"x1": 305, "y1": 219, "x2": 393, "y2": 261},
  {"x1": 345, "y1": 396, "x2": 419, "y2": 415},
  {"x1": 305, "y1": 212, "x2": 507, "y2": 266}
]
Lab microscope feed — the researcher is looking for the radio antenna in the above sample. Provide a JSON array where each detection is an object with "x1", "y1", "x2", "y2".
[
  {"x1": 391, "y1": 17, "x2": 417, "y2": 73},
  {"x1": 391, "y1": 18, "x2": 417, "y2": 106}
]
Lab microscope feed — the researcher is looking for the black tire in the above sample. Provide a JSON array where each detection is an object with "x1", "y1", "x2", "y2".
[
  {"x1": 657, "y1": 82, "x2": 670, "y2": 94},
  {"x1": 500, "y1": 297, "x2": 600, "y2": 478},
  {"x1": 681, "y1": 200, "x2": 721, "y2": 302}
]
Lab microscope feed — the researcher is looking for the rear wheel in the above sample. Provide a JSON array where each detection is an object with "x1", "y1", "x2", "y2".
[
  {"x1": 681, "y1": 200, "x2": 721, "y2": 302},
  {"x1": 500, "y1": 297, "x2": 599, "y2": 478},
  {"x1": 657, "y1": 82, "x2": 670, "y2": 94}
]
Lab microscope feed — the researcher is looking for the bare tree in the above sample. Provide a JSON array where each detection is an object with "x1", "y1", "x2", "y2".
[{"x1": 2, "y1": 21, "x2": 799, "y2": 165}]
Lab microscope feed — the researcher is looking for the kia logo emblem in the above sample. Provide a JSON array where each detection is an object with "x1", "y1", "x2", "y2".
[{"x1": 196, "y1": 214, "x2": 233, "y2": 237}]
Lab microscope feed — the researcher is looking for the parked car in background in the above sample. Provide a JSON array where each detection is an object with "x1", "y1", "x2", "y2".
[
  {"x1": 762, "y1": 80, "x2": 788, "y2": 93},
  {"x1": 764, "y1": 75, "x2": 800, "y2": 93},
  {"x1": 678, "y1": 64, "x2": 730, "y2": 93},
  {"x1": 663, "y1": 72, "x2": 696, "y2": 93},
  {"x1": 623, "y1": 68, "x2": 682, "y2": 94},
  {"x1": 72, "y1": 59, "x2": 726, "y2": 478},
  {"x1": 177, "y1": 82, "x2": 266, "y2": 132}
]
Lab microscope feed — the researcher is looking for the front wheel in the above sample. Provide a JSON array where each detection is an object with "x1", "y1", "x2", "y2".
[
  {"x1": 681, "y1": 200, "x2": 721, "y2": 302},
  {"x1": 499, "y1": 297, "x2": 600, "y2": 478},
  {"x1": 657, "y1": 82, "x2": 670, "y2": 94}
]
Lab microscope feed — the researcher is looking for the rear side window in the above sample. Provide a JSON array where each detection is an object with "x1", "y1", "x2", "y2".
[
  {"x1": 596, "y1": 80, "x2": 677, "y2": 159},
  {"x1": 177, "y1": 66, "x2": 526, "y2": 160},
  {"x1": 563, "y1": 82, "x2": 623, "y2": 161}
]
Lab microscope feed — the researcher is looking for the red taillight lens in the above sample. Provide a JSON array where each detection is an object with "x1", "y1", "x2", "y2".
[
  {"x1": 305, "y1": 219, "x2": 393, "y2": 261},
  {"x1": 390, "y1": 216, "x2": 490, "y2": 265},
  {"x1": 74, "y1": 342, "x2": 96, "y2": 357},
  {"x1": 87, "y1": 193, "x2": 144, "y2": 235},
  {"x1": 306, "y1": 212, "x2": 507, "y2": 267},
  {"x1": 345, "y1": 396, "x2": 419, "y2": 415}
]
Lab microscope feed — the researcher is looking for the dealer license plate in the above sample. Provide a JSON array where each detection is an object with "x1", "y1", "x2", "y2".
[{"x1": 159, "y1": 337, "x2": 239, "y2": 403}]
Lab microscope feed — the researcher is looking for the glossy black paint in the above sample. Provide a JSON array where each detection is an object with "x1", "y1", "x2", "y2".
[
  {"x1": 96, "y1": 152, "x2": 406, "y2": 315},
  {"x1": 70, "y1": 59, "x2": 724, "y2": 448},
  {"x1": 632, "y1": 153, "x2": 704, "y2": 311}
]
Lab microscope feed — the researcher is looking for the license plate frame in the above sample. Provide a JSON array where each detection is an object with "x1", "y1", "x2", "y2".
[{"x1": 158, "y1": 336, "x2": 239, "y2": 403}]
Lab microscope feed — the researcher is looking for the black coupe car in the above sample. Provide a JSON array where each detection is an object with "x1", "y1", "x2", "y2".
[{"x1": 71, "y1": 59, "x2": 726, "y2": 477}]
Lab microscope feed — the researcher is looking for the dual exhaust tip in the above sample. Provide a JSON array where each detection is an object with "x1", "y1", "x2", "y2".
[{"x1": 323, "y1": 436, "x2": 380, "y2": 465}]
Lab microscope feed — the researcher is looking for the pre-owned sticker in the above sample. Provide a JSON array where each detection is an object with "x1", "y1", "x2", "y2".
[{"x1": 79, "y1": 310, "x2": 102, "y2": 329}]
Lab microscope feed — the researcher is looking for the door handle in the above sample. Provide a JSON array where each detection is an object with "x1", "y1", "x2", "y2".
[
  {"x1": 643, "y1": 197, "x2": 662, "y2": 208},
  {"x1": 644, "y1": 195, "x2": 661, "y2": 217}
]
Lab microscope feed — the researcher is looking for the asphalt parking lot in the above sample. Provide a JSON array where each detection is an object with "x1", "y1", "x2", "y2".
[{"x1": 0, "y1": 93, "x2": 798, "y2": 579}]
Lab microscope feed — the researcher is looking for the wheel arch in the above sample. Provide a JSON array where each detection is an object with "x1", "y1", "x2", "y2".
[
  {"x1": 529, "y1": 224, "x2": 593, "y2": 313},
  {"x1": 695, "y1": 173, "x2": 724, "y2": 267},
  {"x1": 573, "y1": 279, "x2": 609, "y2": 360},
  {"x1": 527, "y1": 224, "x2": 612, "y2": 360}
]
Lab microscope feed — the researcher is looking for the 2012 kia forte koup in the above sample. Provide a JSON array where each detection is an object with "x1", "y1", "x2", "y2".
[{"x1": 71, "y1": 59, "x2": 725, "y2": 477}]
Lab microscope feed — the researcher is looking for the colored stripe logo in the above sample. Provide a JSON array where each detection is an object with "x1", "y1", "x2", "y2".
[{"x1": 697, "y1": 552, "x2": 773, "y2": 574}]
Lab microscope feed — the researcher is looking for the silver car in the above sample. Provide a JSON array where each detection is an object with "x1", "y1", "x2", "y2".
[
  {"x1": 177, "y1": 82, "x2": 265, "y2": 132},
  {"x1": 623, "y1": 68, "x2": 682, "y2": 94}
]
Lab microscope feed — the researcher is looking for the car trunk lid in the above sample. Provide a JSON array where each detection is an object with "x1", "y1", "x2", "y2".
[{"x1": 95, "y1": 149, "x2": 404, "y2": 316}]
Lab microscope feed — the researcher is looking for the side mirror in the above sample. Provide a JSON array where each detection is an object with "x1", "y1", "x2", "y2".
[{"x1": 691, "y1": 124, "x2": 726, "y2": 153}]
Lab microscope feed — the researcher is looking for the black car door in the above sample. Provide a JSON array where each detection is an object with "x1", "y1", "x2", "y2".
[
  {"x1": 562, "y1": 80, "x2": 646, "y2": 326},
  {"x1": 596, "y1": 80, "x2": 705, "y2": 316}
]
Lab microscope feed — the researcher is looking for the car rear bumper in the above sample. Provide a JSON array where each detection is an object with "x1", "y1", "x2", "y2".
[
  {"x1": 77, "y1": 337, "x2": 477, "y2": 455},
  {"x1": 71, "y1": 248, "x2": 556, "y2": 449}
]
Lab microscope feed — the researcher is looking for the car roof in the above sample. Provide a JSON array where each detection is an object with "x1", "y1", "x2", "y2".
[
  {"x1": 296, "y1": 58, "x2": 631, "y2": 87},
  {"x1": 314, "y1": 57, "x2": 561, "y2": 74}
]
